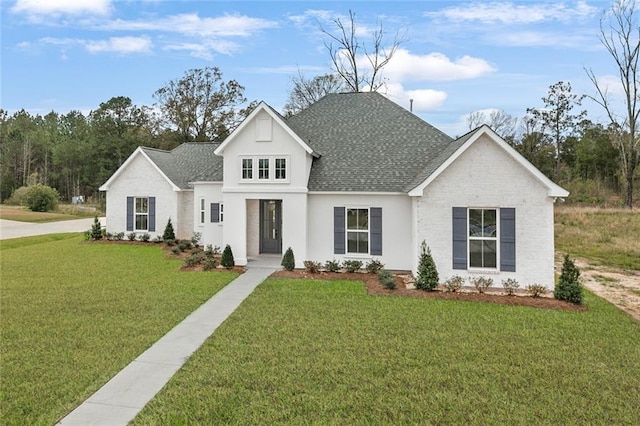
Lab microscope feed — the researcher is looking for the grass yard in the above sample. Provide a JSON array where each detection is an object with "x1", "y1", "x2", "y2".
[
  {"x1": 0, "y1": 204, "x2": 98, "y2": 222},
  {"x1": 133, "y1": 278, "x2": 640, "y2": 425},
  {"x1": 0, "y1": 235, "x2": 238, "y2": 425},
  {"x1": 555, "y1": 206, "x2": 640, "y2": 270}
]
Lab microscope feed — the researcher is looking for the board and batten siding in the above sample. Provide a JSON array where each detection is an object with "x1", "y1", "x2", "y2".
[{"x1": 414, "y1": 133, "x2": 556, "y2": 290}]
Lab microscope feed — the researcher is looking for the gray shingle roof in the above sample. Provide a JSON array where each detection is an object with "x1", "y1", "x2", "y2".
[
  {"x1": 142, "y1": 143, "x2": 222, "y2": 189},
  {"x1": 285, "y1": 92, "x2": 457, "y2": 192}
]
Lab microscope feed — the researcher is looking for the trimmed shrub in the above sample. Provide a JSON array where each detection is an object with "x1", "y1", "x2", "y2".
[
  {"x1": 171, "y1": 246, "x2": 181, "y2": 255},
  {"x1": 139, "y1": 233, "x2": 151, "y2": 242},
  {"x1": 343, "y1": 260, "x2": 363, "y2": 273},
  {"x1": 378, "y1": 269, "x2": 396, "y2": 289},
  {"x1": 444, "y1": 275, "x2": 464, "y2": 292},
  {"x1": 90, "y1": 216, "x2": 103, "y2": 240},
  {"x1": 304, "y1": 260, "x2": 321, "y2": 273},
  {"x1": 470, "y1": 276, "x2": 493, "y2": 293},
  {"x1": 127, "y1": 232, "x2": 136, "y2": 241},
  {"x1": 324, "y1": 259, "x2": 341, "y2": 272},
  {"x1": 526, "y1": 284, "x2": 548, "y2": 297},
  {"x1": 502, "y1": 278, "x2": 520, "y2": 295},
  {"x1": 153, "y1": 236, "x2": 163, "y2": 243},
  {"x1": 205, "y1": 245, "x2": 221, "y2": 256},
  {"x1": 221, "y1": 245, "x2": 235, "y2": 269},
  {"x1": 24, "y1": 184, "x2": 59, "y2": 212},
  {"x1": 415, "y1": 241, "x2": 439, "y2": 291},
  {"x1": 162, "y1": 218, "x2": 176, "y2": 241},
  {"x1": 202, "y1": 257, "x2": 219, "y2": 271},
  {"x1": 114, "y1": 232, "x2": 124, "y2": 241},
  {"x1": 281, "y1": 247, "x2": 295, "y2": 271},
  {"x1": 178, "y1": 240, "x2": 192, "y2": 252},
  {"x1": 365, "y1": 258, "x2": 384, "y2": 273},
  {"x1": 184, "y1": 252, "x2": 204, "y2": 267},
  {"x1": 191, "y1": 232, "x2": 202, "y2": 246},
  {"x1": 554, "y1": 254, "x2": 583, "y2": 304},
  {"x1": 165, "y1": 239, "x2": 176, "y2": 247}
]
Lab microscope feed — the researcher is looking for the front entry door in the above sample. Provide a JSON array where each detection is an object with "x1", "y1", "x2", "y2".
[{"x1": 260, "y1": 200, "x2": 282, "y2": 254}]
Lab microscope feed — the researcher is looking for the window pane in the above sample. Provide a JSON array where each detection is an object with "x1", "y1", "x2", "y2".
[
  {"x1": 347, "y1": 231, "x2": 358, "y2": 253},
  {"x1": 242, "y1": 159, "x2": 253, "y2": 179},
  {"x1": 469, "y1": 209, "x2": 482, "y2": 237},
  {"x1": 357, "y1": 232, "x2": 368, "y2": 253},
  {"x1": 347, "y1": 209, "x2": 358, "y2": 230},
  {"x1": 347, "y1": 232, "x2": 369, "y2": 254},
  {"x1": 135, "y1": 198, "x2": 147, "y2": 213},
  {"x1": 469, "y1": 240, "x2": 483, "y2": 268},
  {"x1": 357, "y1": 209, "x2": 368, "y2": 230},
  {"x1": 483, "y1": 210, "x2": 497, "y2": 237},
  {"x1": 135, "y1": 214, "x2": 148, "y2": 231},
  {"x1": 483, "y1": 241, "x2": 497, "y2": 267}
]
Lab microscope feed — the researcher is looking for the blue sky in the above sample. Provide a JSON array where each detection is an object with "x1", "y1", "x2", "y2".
[{"x1": 1, "y1": 0, "x2": 620, "y2": 136}]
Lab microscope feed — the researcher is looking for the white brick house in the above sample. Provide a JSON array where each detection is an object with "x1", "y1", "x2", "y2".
[{"x1": 100, "y1": 93, "x2": 568, "y2": 289}]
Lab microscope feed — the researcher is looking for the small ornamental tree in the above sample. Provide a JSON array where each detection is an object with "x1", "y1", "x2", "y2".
[
  {"x1": 163, "y1": 218, "x2": 176, "y2": 241},
  {"x1": 554, "y1": 254, "x2": 583, "y2": 304},
  {"x1": 415, "y1": 241, "x2": 439, "y2": 291},
  {"x1": 90, "y1": 216, "x2": 103, "y2": 240},
  {"x1": 281, "y1": 247, "x2": 295, "y2": 271},
  {"x1": 221, "y1": 244, "x2": 235, "y2": 269}
]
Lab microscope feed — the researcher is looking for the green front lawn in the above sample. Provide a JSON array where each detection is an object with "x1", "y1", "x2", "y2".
[
  {"x1": 133, "y1": 278, "x2": 640, "y2": 425},
  {"x1": 0, "y1": 235, "x2": 238, "y2": 425}
]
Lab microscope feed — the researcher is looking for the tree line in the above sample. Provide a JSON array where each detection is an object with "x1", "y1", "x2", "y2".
[{"x1": 1, "y1": 2, "x2": 638, "y2": 207}]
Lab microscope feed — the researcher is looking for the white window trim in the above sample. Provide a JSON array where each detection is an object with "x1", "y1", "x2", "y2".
[
  {"x1": 239, "y1": 155, "x2": 290, "y2": 183},
  {"x1": 346, "y1": 207, "x2": 370, "y2": 255},
  {"x1": 467, "y1": 207, "x2": 500, "y2": 271},
  {"x1": 134, "y1": 197, "x2": 149, "y2": 232}
]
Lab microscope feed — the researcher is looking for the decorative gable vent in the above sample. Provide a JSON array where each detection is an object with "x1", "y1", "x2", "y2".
[{"x1": 256, "y1": 117, "x2": 272, "y2": 141}]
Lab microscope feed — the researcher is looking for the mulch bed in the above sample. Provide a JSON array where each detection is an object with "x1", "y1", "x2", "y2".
[{"x1": 271, "y1": 270, "x2": 587, "y2": 312}]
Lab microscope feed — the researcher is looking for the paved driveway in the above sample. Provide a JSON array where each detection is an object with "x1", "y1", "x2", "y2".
[{"x1": 0, "y1": 217, "x2": 104, "y2": 240}]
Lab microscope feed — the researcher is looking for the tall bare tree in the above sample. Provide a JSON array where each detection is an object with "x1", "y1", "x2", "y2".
[
  {"x1": 466, "y1": 109, "x2": 518, "y2": 141},
  {"x1": 586, "y1": 0, "x2": 640, "y2": 208},
  {"x1": 319, "y1": 10, "x2": 403, "y2": 92},
  {"x1": 283, "y1": 71, "x2": 347, "y2": 116}
]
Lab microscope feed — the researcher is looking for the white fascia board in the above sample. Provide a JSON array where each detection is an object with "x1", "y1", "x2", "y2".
[
  {"x1": 221, "y1": 186, "x2": 309, "y2": 194},
  {"x1": 214, "y1": 102, "x2": 315, "y2": 156},
  {"x1": 307, "y1": 191, "x2": 407, "y2": 196},
  {"x1": 408, "y1": 125, "x2": 569, "y2": 198},
  {"x1": 189, "y1": 181, "x2": 223, "y2": 185}
]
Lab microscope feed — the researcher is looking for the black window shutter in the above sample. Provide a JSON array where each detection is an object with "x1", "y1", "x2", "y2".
[
  {"x1": 211, "y1": 203, "x2": 220, "y2": 223},
  {"x1": 334, "y1": 207, "x2": 345, "y2": 254},
  {"x1": 452, "y1": 207, "x2": 467, "y2": 269},
  {"x1": 126, "y1": 197, "x2": 134, "y2": 231},
  {"x1": 500, "y1": 208, "x2": 516, "y2": 272},
  {"x1": 370, "y1": 207, "x2": 382, "y2": 256},
  {"x1": 148, "y1": 197, "x2": 156, "y2": 232}
]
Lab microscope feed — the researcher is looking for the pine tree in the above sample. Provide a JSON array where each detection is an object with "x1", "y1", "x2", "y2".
[
  {"x1": 281, "y1": 247, "x2": 295, "y2": 271},
  {"x1": 221, "y1": 244, "x2": 235, "y2": 269},
  {"x1": 415, "y1": 241, "x2": 439, "y2": 291},
  {"x1": 90, "y1": 216, "x2": 103, "y2": 240},
  {"x1": 163, "y1": 218, "x2": 175, "y2": 241},
  {"x1": 554, "y1": 254, "x2": 583, "y2": 304}
]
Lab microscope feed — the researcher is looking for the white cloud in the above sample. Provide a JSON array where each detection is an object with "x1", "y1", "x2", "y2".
[
  {"x1": 385, "y1": 82, "x2": 448, "y2": 112},
  {"x1": 594, "y1": 74, "x2": 625, "y2": 96},
  {"x1": 493, "y1": 30, "x2": 594, "y2": 48},
  {"x1": 164, "y1": 40, "x2": 238, "y2": 60},
  {"x1": 429, "y1": 1, "x2": 596, "y2": 25},
  {"x1": 12, "y1": 0, "x2": 112, "y2": 19},
  {"x1": 383, "y1": 49, "x2": 496, "y2": 82},
  {"x1": 103, "y1": 13, "x2": 278, "y2": 37},
  {"x1": 85, "y1": 37, "x2": 152, "y2": 54}
]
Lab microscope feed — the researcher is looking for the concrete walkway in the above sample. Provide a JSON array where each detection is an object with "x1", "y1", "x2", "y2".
[
  {"x1": 0, "y1": 217, "x2": 104, "y2": 240},
  {"x1": 58, "y1": 256, "x2": 280, "y2": 426}
]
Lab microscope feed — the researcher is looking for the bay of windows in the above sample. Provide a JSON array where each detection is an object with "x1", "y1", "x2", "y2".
[{"x1": 240, "y1": 156, "x2": 288, "y2": 182}]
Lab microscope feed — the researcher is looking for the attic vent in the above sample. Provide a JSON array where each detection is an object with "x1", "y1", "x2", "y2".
[{"x1": 256, "y1": 117, "x2": 272, "y2": 141}]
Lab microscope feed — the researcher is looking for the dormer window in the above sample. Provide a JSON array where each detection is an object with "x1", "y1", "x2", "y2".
[{"x1": 240, "y1": 156, "x2": 289, "y2": 183}]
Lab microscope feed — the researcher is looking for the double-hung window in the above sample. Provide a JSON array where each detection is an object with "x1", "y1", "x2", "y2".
[
  {"x1": 347, "y1": 208, "x2": 369, "y2": 254},
  {"x1": 275, "y1": 158, "x2": 286, "y2": 180},
  {"x1": 135, "y1": 197, "x2": 148, "y2": 231},
  {"x1": 242, "y1": 159, "x2": 253, "y2": 180},
  {"x1": 258, "y1": 159, "x2": 270, "y2": 180},
  {"x1": 468, "y1": 208, "x2": 497, "y2": 268}
]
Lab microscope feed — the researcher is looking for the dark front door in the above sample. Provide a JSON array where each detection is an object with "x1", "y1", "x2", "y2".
[{"x1": 260, "y1": 200, "x2": 282, "y2": 254}]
